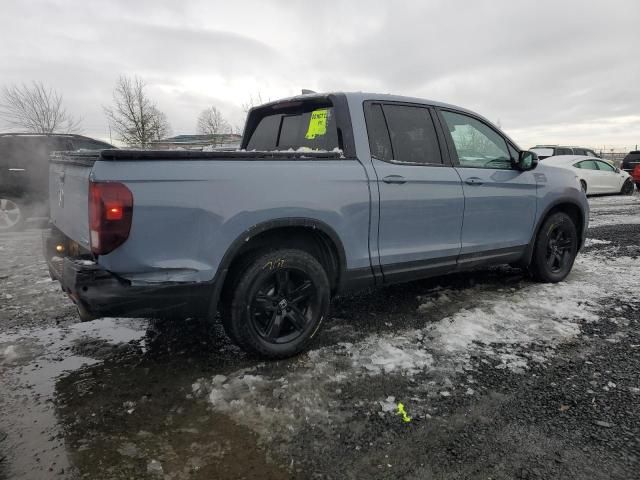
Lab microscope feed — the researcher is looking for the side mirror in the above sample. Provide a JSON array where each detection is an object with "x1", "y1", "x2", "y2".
[
  {"x1": 615, "y1": 167, "x2": 621, "y2": 173},
  {"x1": 516, "y1": 150, "x2": 538, "y2": 171}
]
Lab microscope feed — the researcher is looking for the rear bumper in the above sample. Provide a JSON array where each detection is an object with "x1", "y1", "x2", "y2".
[{"x1": 44, "y1": 230, "x2": 212, "y2": 320}]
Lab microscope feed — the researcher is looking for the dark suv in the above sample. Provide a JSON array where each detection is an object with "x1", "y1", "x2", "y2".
[
  {"x1": 529, "y1": 145, "x2": 599, "y2": 160},
  {"x1": 0, "y1": 133, "x2": 114, "y2": 231}
]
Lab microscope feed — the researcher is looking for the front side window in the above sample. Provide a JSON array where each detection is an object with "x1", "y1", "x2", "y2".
[
  {"x1": 381, "y1": 104, "x2": 442, "y2": 164},
  {"x1": 441, "y1": 110, "x2": 512, "y2": 169},
  {"x1": 556, "y1": 148, "x2": 573, "y2": 155}
]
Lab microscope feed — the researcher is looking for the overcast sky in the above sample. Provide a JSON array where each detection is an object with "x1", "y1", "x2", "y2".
[{"x1": 1, "y1": 0, "x2": 639, "y2": 150}]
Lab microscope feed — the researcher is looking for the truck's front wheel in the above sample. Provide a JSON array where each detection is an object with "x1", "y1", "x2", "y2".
[{"x1": 223, "y1": 249, "x2": 330, "y2": 359}]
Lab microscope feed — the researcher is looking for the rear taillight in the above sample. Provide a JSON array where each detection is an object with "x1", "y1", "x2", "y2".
[{"x1": 89, "y1": 182, "x2": 133, "y2": 255}]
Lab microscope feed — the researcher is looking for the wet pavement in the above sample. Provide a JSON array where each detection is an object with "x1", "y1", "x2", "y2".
[{"x1": 1, "y1": 194, "x2": 639, "y2": 479}]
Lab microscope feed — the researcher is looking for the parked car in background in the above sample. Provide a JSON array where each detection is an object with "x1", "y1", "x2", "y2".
[
  {"x1": 621, "y1": 151, "x2": 640, "y2": 188},
  {"x1": 45, "y1": 92, "x2": 589, "y2": 359},
  {"x1": 543, "y1": 155, "x2": 634, "y2": 195},
  {"x1": 530, "y1": 145, "x2": 600, "y2": 160},
  {"x1": 0, "y1": 133, "x2": 114, "y2": 231}
]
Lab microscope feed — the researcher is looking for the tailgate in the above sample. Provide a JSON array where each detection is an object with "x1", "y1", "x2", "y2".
[{"x1": 49, "y1": 152, "x2": 100, "y2": 250}]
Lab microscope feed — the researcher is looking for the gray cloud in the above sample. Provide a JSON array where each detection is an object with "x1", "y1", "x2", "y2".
[{"x1": 1, "y1": 0, "x2": 638, "y2": 149}]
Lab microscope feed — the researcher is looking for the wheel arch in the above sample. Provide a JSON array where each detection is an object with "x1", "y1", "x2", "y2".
[
  {"x1": 522, "y1": 199, "x2": 586, "y2": 268},
  {"x1": 206, "y1": 218, "x2": 347, "y2": 318}
]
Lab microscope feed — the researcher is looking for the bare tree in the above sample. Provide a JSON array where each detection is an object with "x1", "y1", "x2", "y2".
[
  {"x1": 241, "y1": 92, "x2": 266, "y2": 115},
  {"x1": 0, "y1": 81, "x2": 81, "y2": 133},
  {"x1": 104, "y1": 76, "x2": 171, "y2": 148},
  {"x1": 196, "y1": 106, "x2": 231, "y2": 140}
]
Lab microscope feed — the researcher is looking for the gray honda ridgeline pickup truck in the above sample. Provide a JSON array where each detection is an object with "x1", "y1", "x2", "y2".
[{"x1": 46, "y1": 92, "x2": 588, "y2": 358}]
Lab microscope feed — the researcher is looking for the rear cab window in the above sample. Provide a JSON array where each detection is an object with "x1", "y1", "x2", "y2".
[{"x1": 245, "y1": 101, "x2": 340, "y2": 152}]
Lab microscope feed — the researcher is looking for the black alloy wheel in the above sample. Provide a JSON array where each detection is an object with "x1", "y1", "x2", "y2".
[
  {"x1": 545, "y1": 224, "x2": 574, "y2": 274},
  {"x1": 223, "y1": 249, "x2": 330, "y2": 358},
  {"x1": 249, "y1": 268, "x2": 318, "y2": 344},
  {"x1": 531, "y1": 212, "x2": 578, "y2": 283}
]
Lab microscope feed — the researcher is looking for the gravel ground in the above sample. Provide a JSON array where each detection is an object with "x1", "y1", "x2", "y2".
[{"x1": 1, "y1": 194, "x2": 639, "y2": 479}]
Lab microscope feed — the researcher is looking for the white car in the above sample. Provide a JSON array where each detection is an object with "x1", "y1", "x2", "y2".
[{"x1": 543, "y1": 155, "x2": 635, "y2": 195}]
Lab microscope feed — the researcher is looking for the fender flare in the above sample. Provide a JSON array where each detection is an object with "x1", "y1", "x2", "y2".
[
  {"x1": 205, "y1": 217, "x2": 348, "y2": 318},
  {"x1": 521, "y1": 198, "x2": 587, "y2": 267}
]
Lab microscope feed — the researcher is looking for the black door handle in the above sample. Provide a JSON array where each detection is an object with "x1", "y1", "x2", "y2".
[
  {"x1": 383, "y1": 175, "x2": 407, "y2": 185},
  {"x1": 465, "y1": 177, "x2": 483, "y2": 185}
]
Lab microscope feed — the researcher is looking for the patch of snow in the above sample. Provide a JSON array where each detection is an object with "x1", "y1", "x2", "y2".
[
  {"x1": 2, "y1": 345, "x2": 19, "y2": 363},
  {"x1": 349, "y1": 338, "x2": 433, "y2": 375},
  {"x1": 584, "y1": 238, "x2": 611, "y2": 247},
  {"x1": 379, "y1": 396, "x2": 397, "y2": 413}
]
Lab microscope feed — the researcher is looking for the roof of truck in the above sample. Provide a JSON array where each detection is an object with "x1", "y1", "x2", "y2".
[
  {"x1": 255, "y1": 91, "x2": 518, "y2": 147},
  {"x1": 263, "y1": 91, "x2": 472, "y2": 113}
]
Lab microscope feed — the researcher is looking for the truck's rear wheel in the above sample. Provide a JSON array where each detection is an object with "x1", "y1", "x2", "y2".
[
  {"x1": 530, "y1": 212, "x2": 578, "y2": 283},
  {"x1": 0, "y1": 197, "x2": 25, "y2": 232},
  {"x1": 223, "y1": 249, "x2": 330, "y2": 359}
]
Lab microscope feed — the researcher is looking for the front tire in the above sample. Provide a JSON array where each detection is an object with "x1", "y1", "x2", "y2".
[
  {"x1": 223, "y1": 249, "x2": 330, "y2": 359},
  {"x1": 621, "y1": 178, "x2": 635, "y2": 195},
  {"x1": 530, "y1": 212, "x2": 578, "y2": 283},
  {"x1": 580, "y1": 180, "x2": 587, "y2": 193}
]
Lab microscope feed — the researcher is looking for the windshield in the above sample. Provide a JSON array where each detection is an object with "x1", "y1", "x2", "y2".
[{"x1": 246, "y1": 105, "x2": 339, "y2": 151}]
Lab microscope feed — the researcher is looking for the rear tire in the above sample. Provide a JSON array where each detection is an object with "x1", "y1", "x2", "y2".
[
  {"x1": 530, "y1": 212, "x2": 578, "y2": 283},
  {"x1": 223, "y1": 249, "x2": 330, "y2": 359},
  {"x1": 621, "y1": 178, "x2": 635, "y2": 195},
  {"x1": 0, "y1": 197, "x2": 26, "y2": 232},
  {"x1": 580, "y1": 180, "x2": 587, "y2": 193}
]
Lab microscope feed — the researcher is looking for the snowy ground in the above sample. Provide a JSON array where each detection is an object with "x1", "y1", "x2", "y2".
[{"x1": 1, "y1": 193, "x2": 639, "y2": 479}]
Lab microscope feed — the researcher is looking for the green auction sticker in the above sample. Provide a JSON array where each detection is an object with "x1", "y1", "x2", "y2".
[{"x1": 305, "y1": 108, "x2": 328, "y2": 139}]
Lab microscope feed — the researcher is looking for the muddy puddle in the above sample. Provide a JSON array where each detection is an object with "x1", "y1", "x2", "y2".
[{"x1": 0, "y1": 317, "x2": 292, "y2": 479}]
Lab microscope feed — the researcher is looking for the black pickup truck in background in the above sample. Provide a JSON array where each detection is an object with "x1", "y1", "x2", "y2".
[{"x1": 0, "y1": 133, "x2": 114, "y2": 231}]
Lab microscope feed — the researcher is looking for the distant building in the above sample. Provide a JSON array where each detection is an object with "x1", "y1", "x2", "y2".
[{"x1": 149, "y1": 133, "x2": 242, "y2": 150}]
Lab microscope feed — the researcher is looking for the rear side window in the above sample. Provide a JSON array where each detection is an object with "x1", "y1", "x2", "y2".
[
  {"x1": 73, "y1": 137, "x2": 112, "y2": 150},
  {"x1": 381, "y1": 105, "x2": 442, "y2": 164},
  {"x1": 47, "y1": 137, "x2": 74, "y2": 151},
  {"x1": 576, "y1": 160, "x2": 598, "y2": 170},
  {"x1": 364, "y1": 103, "x2": 392, "y2": 161},
  {"x1": 556, "y1": 148, "x2": 573, "y2": 155},
  {"x1": 247, "y1": 106, "x2": 339, "y2": 152}
]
